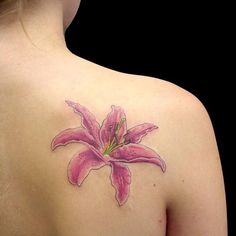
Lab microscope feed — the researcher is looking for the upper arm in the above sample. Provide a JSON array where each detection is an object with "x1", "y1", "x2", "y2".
[{"x1": 163, "y1": 91, "x2": 227, "y2": 236}]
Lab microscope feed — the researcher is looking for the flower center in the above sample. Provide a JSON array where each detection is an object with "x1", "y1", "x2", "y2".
[{"x1": 102, "y1": 118, "x2": 127, "y2": 155}]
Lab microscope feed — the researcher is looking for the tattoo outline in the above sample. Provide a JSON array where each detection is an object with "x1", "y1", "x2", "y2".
[{"x1": 51, "y1": 100, "x2": 166, "y2": 206}]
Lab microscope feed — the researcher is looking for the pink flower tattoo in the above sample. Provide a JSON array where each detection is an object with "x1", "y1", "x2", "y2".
[{"x1": 51, "y1": 101, "x2": 166, "y2": 206}]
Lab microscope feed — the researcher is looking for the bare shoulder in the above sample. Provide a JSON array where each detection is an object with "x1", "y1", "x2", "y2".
[
  {"x1": 108, "y1": 70, "x2": 228, "y2": 235},
  {"x1": 128, "y1": 75, "x2": 228, "y2": 235}
]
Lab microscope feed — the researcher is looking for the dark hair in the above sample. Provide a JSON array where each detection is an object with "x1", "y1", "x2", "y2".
[
  {"x1": 0, "y1": 0, "x2": 35, "y2": 46},
  {"x1": 0, "y1": 0, "x2": 26, "y2": 18}
]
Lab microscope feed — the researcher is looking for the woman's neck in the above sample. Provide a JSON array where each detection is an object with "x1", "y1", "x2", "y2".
[{"x1": 0, "y1": 0, "x2": 71, "y2": 60}]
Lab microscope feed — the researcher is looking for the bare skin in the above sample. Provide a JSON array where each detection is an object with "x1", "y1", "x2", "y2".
[{"x1": 0, "y1": 1, "x2": 227, "y2": 235}]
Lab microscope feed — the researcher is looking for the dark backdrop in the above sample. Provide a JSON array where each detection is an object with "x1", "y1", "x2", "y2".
[{"x1": 65, "y1": 0, "x2": 232, "y2": 234}]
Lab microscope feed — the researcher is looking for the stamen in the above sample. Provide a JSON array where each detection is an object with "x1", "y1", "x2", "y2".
[
  {"x1": 118, "y1": 118, "x2": 126, "y2": 130},
  {"x1": 108, "y1": 124, "x2": 113, "y2": 145},
  {"x1": 111, "y1": 142, "x2": 125, "y2": 152},
  {"x1": 115, "y1": 123, "x2": 119, "y2": 132},
  {"x1": 103, "y1": 118, "x2": 126, "y2": 155}
]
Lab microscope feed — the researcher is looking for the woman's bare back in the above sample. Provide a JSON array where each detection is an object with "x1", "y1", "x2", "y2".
[{"x1": 0, "y1": 55, "x2": 227, "y2": 236}]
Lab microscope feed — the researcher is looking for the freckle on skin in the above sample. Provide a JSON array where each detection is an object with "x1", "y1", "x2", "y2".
[
  {"x1": 182, "y1": 179, "x2": 184, "y2": 183},
  {"x1": 158, "y1": 219, "x2": 162, "y2": 223},
  {"x1": 153, "y1": 183, "x2": 156, "y2": 187}
]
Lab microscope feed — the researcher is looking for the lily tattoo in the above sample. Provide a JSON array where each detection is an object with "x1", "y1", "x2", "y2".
[{"x1": 51, "y1": 101, "x2": 166, "y2": 206}]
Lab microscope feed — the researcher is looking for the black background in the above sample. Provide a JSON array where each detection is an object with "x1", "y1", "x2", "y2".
[{"x1": 65, "y1": 0, "x2": 233, "y2": 234}]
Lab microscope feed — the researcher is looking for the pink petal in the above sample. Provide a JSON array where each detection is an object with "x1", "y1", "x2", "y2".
[
  {"x1": 68, "y1": 148, "x2": 106, "y2": 186},
  {"x1": 124, "y1": 123, "x2": 158, "y2": 143},
  {"x1": 100, "y1": 105, "x2": 127, "y2": 148},
  {"x1": 51, "y1": 127, "x2": 99, "y2": 150},
  {"x1": 65, "y1": 100, "x2": 102, "y2": 148},
  {"x1": 110, "y1": 162, "x2": 131, "y2": 206},
  {"x1": 110, "y1": 143, "x2": 166, "y2": 172}
]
